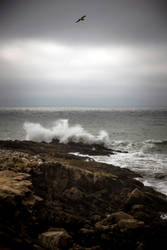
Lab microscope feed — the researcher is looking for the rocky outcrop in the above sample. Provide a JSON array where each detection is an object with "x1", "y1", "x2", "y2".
[
  {"x1": 0, "y1": 170, "x2": 41, "y2": 249},
  {"x1": 0, "y1": 140, "x2": 167, "y2": 249}
]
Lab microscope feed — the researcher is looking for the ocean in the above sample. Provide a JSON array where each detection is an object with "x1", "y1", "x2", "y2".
[{"x1": 0, "y1": 107, "x2": 167, "y2": 195}]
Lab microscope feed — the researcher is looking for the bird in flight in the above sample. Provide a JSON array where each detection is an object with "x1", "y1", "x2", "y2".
[{"x1": 75, "y1": 15, "x2": 87, "y2": 23}]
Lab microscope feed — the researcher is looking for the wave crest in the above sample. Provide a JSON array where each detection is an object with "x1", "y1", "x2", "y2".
[
  {"x1": 23, "y1": 119, "x2": 110, "y2": 145},
  {"x1": 141, "y1": 139, "x2": 167, "y2": 154}
]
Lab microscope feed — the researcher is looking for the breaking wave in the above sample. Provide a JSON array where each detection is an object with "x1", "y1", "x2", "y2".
[
  {"x1": 23, "y1": 119, "x2": 167, "y2": 195},
  {"x1": 141, "y1": 139, "x2": 167, "y2": 154},
  {"x1": 108, "y1": 139, "x2": 167, "y2": 154},
  {"x1": 23, "y1": 119, "x2": 110, "y2": 145}
]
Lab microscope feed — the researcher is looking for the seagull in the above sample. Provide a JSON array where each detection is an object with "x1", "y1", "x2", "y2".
[{"x1": 75, "y1": 15, "x2": 87, "y2": 23}]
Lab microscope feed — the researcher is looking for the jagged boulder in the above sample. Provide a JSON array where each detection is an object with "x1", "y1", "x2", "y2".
[
  {"x1": 0, "y1": 170, "x2": 41, "y2": 248},
  {"x1": 125, "y1": 187, "x2": 167, "y2": 212},
  {"x1": 117, "y1": 218, "x2": 144, "y2": 232},
  {"x1": 95, "y1": 211, "x2": 144, "y2": 232},
  {"x1": 38, "y1": 228, "x2": 72, "y2": 250}
]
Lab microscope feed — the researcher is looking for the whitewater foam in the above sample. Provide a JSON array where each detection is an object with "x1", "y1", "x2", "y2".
[
  {"x1": 24, "y1": 119, "x2": 110, "y2": 145},
  {"x1": 71, "y1": 151, "x2": 167, "y2": 195},
  {"x1": 70, "y1": 144, "x2": 167, "y2": 196}
]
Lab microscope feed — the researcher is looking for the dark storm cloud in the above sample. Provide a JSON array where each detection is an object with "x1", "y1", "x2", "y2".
[{"x1": 0, "y1": 0, "x2": 167, "y2": 45}]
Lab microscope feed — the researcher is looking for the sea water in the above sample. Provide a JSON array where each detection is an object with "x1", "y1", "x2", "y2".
[{"x1": 0, "y1": 107, "x2": 167, "y2": 195}]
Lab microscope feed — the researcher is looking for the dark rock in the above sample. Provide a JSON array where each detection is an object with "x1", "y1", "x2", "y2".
[
  {"x1": 117, "y1": 218, "x2": 144, "y2": 232},
  {"x1": 0, "y1": 140, "x2": 167, "y2": 249},
  {"x1": 0, "y1": 170, "x2": 41, "y2": 249},
  {"x1": 125, "y1": 187, "x2": 167, "y2": 212},
  {"x1": 107, "y1": 211, "x2": 134, "y2": 223},
  {"x1": 38, "y1": 228, "x2": 72, "y2": 250},
  {"x1": 95, "y1": 211, "x2": 144, "y2": 232}
]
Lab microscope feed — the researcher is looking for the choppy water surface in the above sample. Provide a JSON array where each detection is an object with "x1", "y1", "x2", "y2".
[{"x1": 0, "y1": 107, "x2": 167, "y2": 195}]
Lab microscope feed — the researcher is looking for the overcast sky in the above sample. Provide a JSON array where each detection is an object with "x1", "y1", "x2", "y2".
[{"x1": 0, "y1": 0, "x2": 167, "y2": 107}]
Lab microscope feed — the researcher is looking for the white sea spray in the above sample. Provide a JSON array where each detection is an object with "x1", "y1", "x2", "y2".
[{"x1": 24, "y1": 119, "x2": 110, "y2": 146}]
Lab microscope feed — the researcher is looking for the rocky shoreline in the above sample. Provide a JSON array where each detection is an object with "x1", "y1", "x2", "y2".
[{"x1": 0, "y1": 140, "x2": 167, "y2": 250}]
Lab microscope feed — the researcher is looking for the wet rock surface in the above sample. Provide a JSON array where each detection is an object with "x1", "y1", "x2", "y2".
[{"x1": 0, "y1": 140, "x2": 167, "y2": 249}]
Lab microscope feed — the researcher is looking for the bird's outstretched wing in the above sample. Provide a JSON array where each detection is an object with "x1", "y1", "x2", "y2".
[
  {"x1": 81, "y1": 15, "x2": 86, "y2": 20},
  {"x1": 75, "y1": 15, "x2": 87, "y2": 23},
  {"x1": 75, "y1": 19, "x2": 81, "y2": 23}
]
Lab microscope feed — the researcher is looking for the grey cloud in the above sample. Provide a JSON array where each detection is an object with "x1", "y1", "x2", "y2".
[
  {"x1": 1, "y1": 76, "x2": 167, "y2": 107},
  {"x1": 0, "y1": 0, "x2": 167, "y2": 107},
  {"x1": 0, "y1": 0, "x2": 167, "y2": 45}
]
